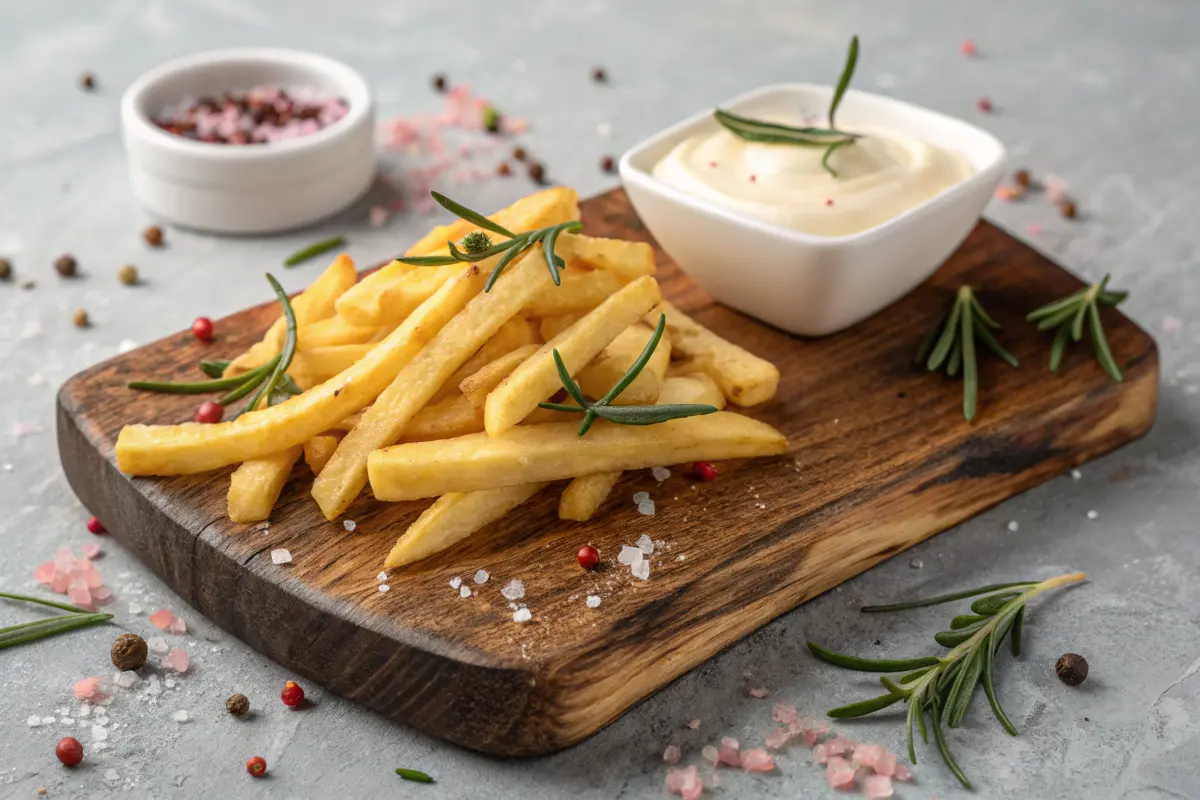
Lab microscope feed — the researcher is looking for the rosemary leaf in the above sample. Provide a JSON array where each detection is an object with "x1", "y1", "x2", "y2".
[
  {"x1": 590, "y1": 404, "x2": 718, "y2": 426},
  {"x1": 393, "y1": 254, "x2": 459, "y2": 266},
  {"x1": 862, "y1": 582, "x2": 1036, "y2": 613},
  {"x1": 931, "y1": 701, "x2": 972, "y2": 788},
  {"x1": 127, "y1": 359, "x2": 272, "y2": 395},
  {"x1": 821, "y1": 140, "x2": 850, "y2": 178},
  {"x1": 806, "y1": 642, "x2": 939, "y2": 672},
  {"x1": 432, "y1": 191, "x2": 517, "y2": 238},
  {"x1": 827, "y1": 691, "x2": 905, "y2": 718},
  {"x1": 599, "y1": 314, "x2": 666, "y2": 406},
  {"x1": 0, "y1": 612, "x2": 113, "y2": 649},
  {"x1": 1026, "y1": 291, "x2": 1086, "y2": 322},
  {"x1": 906, "y1": 700, "x2": 920, "y2": 763},
  {"x1": 542, "y1": 227, "x2": 565, "y2": 286},
  {"x1": 199, "y1": 359, "x2": 232, "y2": 379},
  {"x1": 1029, "y1": 275, "x2": 1127, "y2": 382},
  {"x1": 961, "y1": 297, "x2": 978, "y2": 421},
  {"x1": 1011, "y1": 607, "x2": 1025, "y2": 656},
  {"x1": 946, "y1": 649, "x2": 984, "y2": 728},
  {"x1": 284, "y1": 236, "x2": 346, "y2": 267},
  {"x1": 1069, "y1": 302, "x2": 1088, "y2": 342},
  {"x1": 484, "y1": 239, "x2": 530, "y2": 292},
  {"x1": 828, "y1": 35, "x2": 859, "y2": 129},
  {"x1": 926, "y1": 299, "x2": 962, "y2": 370},
  {"x1": 950, "y1": 614, "x2": 990, "y2": 629},
  {"x1": 934, "y1": 622, "x2": 987, "y2": 647},
  {"x1": 972, "y1": 319, "x2": 1020, "y2": 368},
  {"x1": 1088, "y1": 303, "x2": 1123, "y2": 382},
  {"x1": 970, "y1": 592, "x2": 1022, "y2": 615},
  {"x1": 0, "y1": 591, "x2": 94, "y2": 615},
  {"x1": 982, "y1": 632, "x2": 1018, "y2": 735},
  {"x1": 713, "y1": 109, "x2": 857, "y2": 146},
  {"x1": 1049, "y1": 324, "x2": 1071, "y2": 372}
]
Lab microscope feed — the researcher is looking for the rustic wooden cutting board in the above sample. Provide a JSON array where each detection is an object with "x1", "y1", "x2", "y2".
[{"x1": 57, "y1": 188, "x2": 1157, "y2": 756}]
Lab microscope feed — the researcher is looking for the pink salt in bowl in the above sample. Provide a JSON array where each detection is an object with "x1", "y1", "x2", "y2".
[{"x1": 121, "y1": 48, "x2": 375, "y2": 234}]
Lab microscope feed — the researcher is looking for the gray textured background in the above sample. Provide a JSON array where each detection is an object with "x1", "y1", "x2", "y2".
[{"x1": 2, "y1": 1, "x2": 1198, "y2": 798}]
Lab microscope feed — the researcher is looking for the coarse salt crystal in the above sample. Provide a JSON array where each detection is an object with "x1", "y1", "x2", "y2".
[
  {"x1": 27, "y1": 716, "x2": 41, "y2": 727},
  {"x1": 61, "y1": 717, "x2": 75, "y2": 725},
  {"x1": 771, "y1": 703, "x2": 798, "y2": 725},
  {"x1": 474, "y1": 569, "x2": 490, "y2": 584},
  {"x1": 1087, "y1": 509, "x2": 1099, "y2": 520},
  {"x1": 701, "y1": 744, "x2": 719, "y2": 766},
  {"x1": 637, "y1": 499, "x2": 656, "y2": 516},
  {"x1": 826, "y1": 755, "x2": 855, "y2": 788},
  {"x1": 376, "y1": 572, "x2": 388, "y2": 582},
  {"x1": 41, "y1": 716, "x2": 55, "y2": 726},
  {"x1": 825, "y1": 735, "x2": 853, "y2": 756},
  {"x1": 501, "y1": 579, "x2": 525, "y2": 600},
  {"x1": 875, "y1": 749, "x2": 898, "y2": 777},
  {"x1": 73, "y1": 677, "x2": 104, "y2": 701},
  {"x1": 149, "y1": 609, "x2": 175, "y2": 630},
  {"x1": 114, "y1": 671, "x2": 140, "y2": 689},
  {"x1": 631, "y1": 560, "x2": 650, "y2": 580},
  {"x1": 165, "y1": 679, "x2": 176, "y2": 689},
  {"x1": 104, "y1": 768, "x2": 120, "y2": 782},
  {"x1": 172, "y1": 710, "x2": 190, "y2": 723},
  {"x1": 378, "y1": 584, "x2": 390, "y2": 593},
  {"x1": 663, "y1": 744, "x2": 681, "y2": 763},
  {"x1": 459, "y1": 585, "x2": 472, "y2": 598},
  {"x1": 863, "y1": 774, "x2": 894, "y2": 798},
  {"x1": 1071, "y1": 469, "x2": 1082, "y2": 479},
  {"x1": 636, "y1": 534, "x2": 655, "y2": 555},
  {"x1": 1007, "y1": 520, "x2": 1019, "y2": 532},
  {"x1": 893, "y1": 763, "x2": 912, "y2": 781},
  {"x1": 651, "y1": 467, "x2": 671, "y2": 482},
  {"x1": 618, "y1": 546, "x2": 643, "y2": 566},
  {"x1": 740, "y1": 748, "x2": 775, "y2": 772},
  {"x1": 909, "y1": 558, "x2": 924, "y2": 569},
  {"x1": 81, "y1": 542, "x2": 102, "y2": 559},
  {"x1": 764, "y1": 728, "x2": 791, "y2": 749},
  {"x1": 162, "y1": 648, "x2": 189, "y2": 674},
  {"x1": 343, "y1": 519, "x2": 356, "y2": 532},
  {"x1": 586, "y1": 595, "x2": 601, "y2": 608},
  {"x1": 597, "y1": 122, "x2": 613, "y2": 138},
  {"x1": 147, "y1": 636, "x2": 169, "y2": 654},
  {"x1": 687, "y1": 718, "x2": 701, "y2": 730},
  {"x1": 91, "y1": 724, "x2": 108, "y2": 742},
  {"x1": 717, "y1": 736, "x2": 741, "y2": 766},
  {"x1": 632, "y1": 491, "x2": 649, "y2": 504},
  {"x1": 512, "y1": 607, "x2": 532, "y2": 623},
  {"x1": 271, "y1": 548, "x2": 292, "y2": 565}
]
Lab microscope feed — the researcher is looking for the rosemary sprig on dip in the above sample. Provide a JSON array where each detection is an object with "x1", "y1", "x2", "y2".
[
  {"x1": 538, "y1": 313, "x2": 718, "y2": 435},
  {"x1": 916, "y1": 286, "x2": 1018, "y2": 421},
  {"x1": 1026, "y1": 274, "x2": 1127, "y2": 382},
  {"x1": 284, "y1": 235, "x2": 346, "y2": 267},
  {"x1": 0, "y1": 592, "x2": 113, "y2": 649},
  {"x1": 394, "y1": 192, "x2": 582, "y2": 291},
  {"x1": 808, "y1": 572, "x2": 1087, "y2": 788},
  {"x1": 714, "y1": 35, "x2": 861, "y2": 177},
  {"x1": 127, "y1": 274, "x2": 301, "y2": 414}
]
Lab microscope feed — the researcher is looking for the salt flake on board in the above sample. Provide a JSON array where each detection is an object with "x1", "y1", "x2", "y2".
[
  {"x1": 270, "y1": 548, "x2": 292, "y2": 565},
  {"x1": 501, "y1": 580, "x2": 525, "y2": 600}
]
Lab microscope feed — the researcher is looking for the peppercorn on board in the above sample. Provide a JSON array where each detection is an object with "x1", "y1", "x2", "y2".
[{"x1": 57, "y1": 188, "x2": 1157, "y2": 756}]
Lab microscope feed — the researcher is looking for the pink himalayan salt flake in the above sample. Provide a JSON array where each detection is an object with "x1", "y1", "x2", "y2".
[
  {"x1": 33, "y1": 562, "x2": 56, "y2": 585},
  {"x1": 764, "y1": 728, "x2": 791, "y2": 750},
  {"x1": 875, "y1": 749, "x2": 898, "y2": 777},
  {"x1": 995, "y1": 184, "x2": 1024, "y2": 202},
  {"x1": 1045, "y1": 177, "x2": 1069, "y2": 204},
  {"x1": 53, "y1": 546, "x2": 76, "y2": 571},
  {"x1": 81, "y1": 542, "x2": 102, "y2": 559},
  {"x1": 150, "y1": 608, "x2": 175, "y2": 630},
  {"x1": 74, "y1": 676, "x2": 104, "y2": 701},
  {"x1": 51, "y1": 570, "x2": 70, "y2": 594},
  {"x1": 687, "y1": 718, "x2": 701, "y2": 730},
  {"x1": 168, "y1": 616, "x2": 187, "y2": 634},
  {"x1": 812, "y1": 743, "x2": 829, "y2": 764},
  {"x1": 739, "y1": 748, "x2": 775, "y2": 772},
  {"x1": 826, "y1": 756, "x2": 856, "y2": 788},
  {"x1": 368, "y1": 206, "x2": 389, "y2": 228},
  {"x1": 665, "y1": 766, "x2": 702, "y2": 799},
  {"x1": 663, "y1": 744, "x2": 681, "y2": 764},
  {"x1": 771, "y1": 703, "x2": 797, "y2": 725},
  {"x1": 960, "y1": 39, "x2": 978, "y2": 57},
  {"x1": 79, "y1": 559, "x2": 103, "y2": 589},
  {"x1": 893, "y1": 763, "x2": 912, "y2": 782},
  {"x1": 748, "y1": 686, "x2": 769, "y2": 698},
  {"x1": 1163, "y1": 315, "x2": 1183, "y2": 334},
  {"x1": 91, "y1": 586, "x2": 113, "y2": 604},
  {"x1": 1027, "y1": 223, "x2": 1044, "y2": 235},
  {"x1": 701, "y1": 745, "x2": 719, "y2": 766},
  {"x1": 824, "y1": 735, "x2": 854, "y2": 757},
  {"x1": 864, "y1": 774, "x2": 894, "y2": 798},
  {"x1": 162, "y1": 647, "x2": 190, "y2": 673},
  {"x1": 67, "y1": 582, "x2": 93, "y2": 610},
  {"x1": 854, "y1": 743, "x2": 884, "y2": 769},
  {"x1": 717, "y1": 736, "x2": 741, "y2": 767}
]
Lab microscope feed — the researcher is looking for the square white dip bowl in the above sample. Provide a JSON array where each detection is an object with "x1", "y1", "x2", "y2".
[{"x1": 620, "y1": 84, "x2": 1006, "y2": 336}]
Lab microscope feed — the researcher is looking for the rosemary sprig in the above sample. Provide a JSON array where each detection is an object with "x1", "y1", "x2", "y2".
[
  {"x1": 808, "y1": 572, "x2": 1086, "y2": 788},
  {"x1": 395, "y1": 768, "x2": 435, "y2": 784},
  {"x1": 916, "y1": 285, "x2": 1018, "y2": 421},
  {"x1": 714, "y1": 35, "x2": 860, "y2": 176},
  {"x1": 394, "y1": 192, "x2": 582, "y2": 292},
  {"x1": 127, "y1": 274, "x2": 300, "y2": 415},
  {"x1": 538, "y1": 313, "x2": 718, "y2": 436},
  {"x1": 1026, "y1": 274, "x2": 1127, "y2": 382},
  {"x1": 284, "y1": 235, "x2": 346, "y2": 267},
  {"x1": 0, "y1": 592, "x2": 113, "y2": 649}
]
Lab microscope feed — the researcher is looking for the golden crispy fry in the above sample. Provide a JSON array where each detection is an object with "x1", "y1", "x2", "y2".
[
  {"x1": 115, "y1": 264, "x2": 487, "y2": 476},
  {"x1": 558, "y1": 374, "x2": 725, "y2": 521},
  {"x1": 227, "y1": 446, "x2": 303, "y2": 523},
  {"x1": 225, "y1": 254, "x2": 357, "y2": 376},
  {"x1": 296, "y1": 316, "x2": 378, "y2": 349},
  {"x1": 524, "y1": 268, "x2": 626, "y2": 317},
  {"x1": 575, "y1": 323, "x2": 669, "y2": 406},
  {"x1": 404, "y1": 187, "x2": 579, "y2": 257},
  {"x1": 399, "y1": 395, "x2": 483, "y2": 443},
  {"x1": 655, "y1": 302, "x2": 780, "y2": 407},
  {"x1": 384, "y1": 483, "x2": 548, "y2": 568},
  {"x1": 538, "y1": 312, "x2": 584, "y2": 342},
  {"x1": 459, "y1": 344, "x2": 541, "y2": 408},
  {"x1": 429, "y1": 316, "x2": 540, "y2": 403},
  {"x1": 289, "y1": 344, "x2": 373, "y2": 386},
  {"x1": 369, "y1": 412, "x2": 788, "y2": 502},
  {"x1": 485, "y1": 276, "x2": 662, "y2": 437},
  {"x1": 335, "y1": 264, "x2": 454, "y2": 327},
  {"x1": 303, "y1": 434, "x2": 343, "y2": 476},
  {"x1": 323, "y1": 411, "x2": 362, "y2": 434},
  {"x1": 330, "y1": 261, "x2": 417, "y2": 327},
  {"x1": 557, "y1": 233, "x2": 656, "y2": 279},
  {"x1": 311, "y1": 248, "x2": 553, "y2": 520}
]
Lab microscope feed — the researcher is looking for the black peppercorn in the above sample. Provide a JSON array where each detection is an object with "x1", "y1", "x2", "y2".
[
  {"x1": 496, "y1": 162, "x2": 512, "y2": 177},
  {"x1": 0, "y1": 258, "x2": 11, "y2": 280},
  {"x1": 432, "y1": 73, "x2": 448, "y2": 93},
  {"x1": 80, "y1": 72, "x2": 96, "y2": 91},
  {"x1": 600, "y1": 155, "x2": 616, "y2": 174},
  {"x1": 55, "y1": 255, "x2": 77, "y2": 277},
  {"x1": 1059, "y1": 200, "x2": 1078, "y2": 220},
  {"x1": 143, "y1": 225, "x2": 164, "y2": 247},
  {"x1": 1055, "y1": 652, "x2": 1088, "y2": 685},
  {"x1": 512, "y1": 146, "x2": 527, "y2": 162},
  {"x1": 1014, "y1": 168, "x2": 1032, "y2": 188},
  {"x1": 528, "y1": 161, "x2": 547, "y2": 185}
]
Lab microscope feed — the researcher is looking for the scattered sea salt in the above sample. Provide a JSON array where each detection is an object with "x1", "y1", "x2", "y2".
[
  {"x1": 618, "y1": 546, "x2": 643, "y2": 566},
  {"x1": 164, "y1": 679, "x2": 176, "y2": 689},
  {"x1": 104, "y1": 768, "x2": 120, "y2": 782},
  {"x1": 459, "y1": 585, "x2": 472, "y2": 598},
  {"x1": 118, "y1": 339, "x2": 138, "y2": 354},
  {"x1": 343, "y1": 519, "x2": 357, "y2": 532},
  {"x1": 270, "y1": 548, "x2": 292, "y2": 565},
  {"x1": 172, "y1": 710, "x2": 190, "y2": 723},
  {"x1": 501, "y1": 580, "x2": 525, "y2": 601},
  {"x1": 637, "y1": 499, "x2": 656, "y2": 516},
  {"x1": 41, "y1": 716, "x2": 55, "y2": 726},
  {"x1": 663, "y1": 744, "x2": 682, "y2": 764},
  {"x1": 128, "y1": 603, "x2": 143, "y2": 615},
  {"x1": 474, "y1": 569, "x2": 490, "y2": 584},
  {"x1": 1007, "y1": 520, "x2": 1019, "y2": 532},
  {"x1": 631, "y1": 560, "x2": 650, "y2": 581},
  {"x1": 586, "y1": 595, "x2": 601, "y2": 608},
  {"x1": 147, "y1": 636, "x2": 169, "y2": 654},
  {"x1": 651, "y1": 467, "x2": 671, "y2": 482},
  {"x1": 114, "y1": 671, "x2": 140, "y2": 689},
  {"x1": 512, "y1": 607, "x2": 532, "y2": 623},
  {"x1": 91, "y1": 724, "x2": 108, "y2": 742},
  {"x1": 450, "y1": 576, "x2": 462, "y2": 589},
  {"x1": 597, "y1": 121, "x2": 613, "y2": 138},
  {"x1": 26, "y1": 716, "x2": 41, "y2": 727},
  {"x1": 636, "y1": 534, "x2": 655, "y2": 555},
  {"x1": 378, "y1": 584, "x2": 390, "y2": 593},
  {"x1": 909, "y1": 558, "x2": 923, "y2": 569},
  {"x1": 376, "y1": 572, "x2": 388, "y2": 582},
  {"x1": 1071, "y1": 469, "x2": 1082, "y2": 480},
  {"x1": 633, "y1": 491, "x2": 649, "y2": 504},
  {"x1": 1086, "y1": 509, "x2": 1099, "y2": 520}
]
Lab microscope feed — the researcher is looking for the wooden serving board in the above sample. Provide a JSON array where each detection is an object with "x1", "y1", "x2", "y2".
[{"x1": 57, "y1": 188, "x2": 1157, "y2": 756}]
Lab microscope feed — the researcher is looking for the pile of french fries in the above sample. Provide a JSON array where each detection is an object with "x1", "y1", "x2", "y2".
[{"x1": 116, "y1": 188, "x2": 787, "y2": 569}]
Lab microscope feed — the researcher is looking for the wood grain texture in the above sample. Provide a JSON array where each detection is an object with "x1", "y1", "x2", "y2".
[{"x1": 56, "y1": 188, "x2": 1158, "y2": 755}]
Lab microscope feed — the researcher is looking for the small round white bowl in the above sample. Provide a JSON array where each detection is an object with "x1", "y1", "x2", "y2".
[{"x1": 120, "y1": 48, "x2": 375, "y2": 234}]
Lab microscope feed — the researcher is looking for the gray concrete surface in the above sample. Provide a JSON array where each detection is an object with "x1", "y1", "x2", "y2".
[{"x1": 2, "y1": 1, "x2": 1198, "y2": 797}]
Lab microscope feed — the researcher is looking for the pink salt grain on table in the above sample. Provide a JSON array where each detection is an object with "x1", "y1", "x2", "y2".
[
  {"x1": 863, "y1": 774, "x2": 895, "y2": 798},
  {"x1": 664, "y1": 765, "x2": 703, "y2": 800},
  {"x1": 80, "y1": 542, "x2": 102, "y2": 560},
  {"x1": 701, "y1": 745, "x2": 719, "y2": 766},
  {"x1": 162, "y1": 648, "x2": 190, "y2": 673},
  {"x1": 771, "y1": 703, "x2": 797, "y2": 725},
  {"x1": 764, "y1": 728, "x2": 791, "y2": 750},
  {"x1": 150, "y1": 608, "x2": 187, "y2": 634},
  {"x1": 663, "y1": 744, "x2": 681, "y2": 764},
  {"x1": 33, "y1": 546, "x2": 113, "y2": 610},
  {"x1": 717, "y1": 736, "x2": 741, "y2": 766},
  {"x1": 826, "y1": 756, "x2": 856, "y2": 788},
  {"x1": 739, "y1": 748, "x2": 775, "y2": 772},
  {"x1": 73, "y1": 676, "x2": 106, "y2": 702}
]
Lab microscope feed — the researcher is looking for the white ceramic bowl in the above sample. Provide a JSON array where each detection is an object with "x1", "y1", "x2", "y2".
[
  {"x1": 121, "y1": 48, "x2": 375, "y2": 234},
  {"x1": 620, "y1": 84, "x2": 1006, "y2": 336}
]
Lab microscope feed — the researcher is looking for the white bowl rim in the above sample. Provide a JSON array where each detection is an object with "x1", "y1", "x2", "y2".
[
  {"x1": 121, "y1": 47, "x2": 372, "y2": 163},
  {"x1": 619, "y1": 82, "x2": 1006, "y2": 248}
]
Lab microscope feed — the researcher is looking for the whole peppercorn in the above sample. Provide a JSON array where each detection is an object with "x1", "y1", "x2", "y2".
[
  {"x1": 192, "y1": 316, "x2": 215, "y2": 342},
  {"x1": 246, "y1": 756, "x2": 267, "y2": 777},
  {"x1": 110, "y1": 633, "x2": 148, "y2": 671},
  {"x1": 1014, "y1": 168, "x2": 1032, "y2": 188},
  {"x1": 1059, "y1": 199, "x2": 1078, "y2": 219},
  {"x1": 55, "y1": 255, "x2": 78, "y2": 277},
  {"x1": 527, "y1": 161, "x2": 547, "y2": 185},
  {"x1": 80, "y1": 72, "x2": 96, "y2": 91},
  {"x1": 280, "y1": 680, "x2": 305, "y2": 708},
  {"x1": 1055, "y1": 653, "x2": 1088, "y2": 685},
  {"x1": 576, "y1": 545, "x2": 600, "y2": 570},
  {"x1": 226, "y1": 693, "x2": 250, "y2": 716},
  {"x1": 117, "y1": 264, "x2": 138, "y2": 286},
  {"x1": 976, "y1": 96, "x2": 993, "y2": 113},
  {"x1": 591, "y1": 66, "x2": 608, "y2": 83},
  {"x1": 600, "y1": 155, "x2": 616, "y2": 174},
  {"x1": 432, "y1": 73, "x2": 448, "y2": 93},
  {"x1": 72, "y1": 309, "x2": 89, "y2": 328},
  {"x1": 194, "y1": 400, "x2": 223, "y2": 424},
  {"x1": 143, "y1": 225, "x2": 164, "y2": 247},
  {"x1": 0, "y1": 258, "x2": 11, "y2": 280},
  {"x1": 56, "y1": 737, "x2": 84, "y2": 767},
  {"x1": 512, "y1": 146, "x2": 527, "y2": 162},
  {"x1": 693, "y1": 461, "x2": 719, "y2": 482},
  {"x1": 496, "y1": 162, "x2": 512, "y2": 177},
  {"x1": 482, "y1": 105, "x2": 501, "y2": 134},
  {"x1": 87, "y1": 516, "x2": 107, "y2": 535}
]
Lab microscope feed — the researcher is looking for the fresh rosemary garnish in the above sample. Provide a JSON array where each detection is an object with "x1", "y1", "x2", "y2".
[
  {"x1": 0, "y1": 592, "x2": 113, "y2": 649},
  {"x1": 714, "y1": 35, "x2": 861, "y2": 177},
  {"x1": 395, "y1": 767, "x2": 434, "y2": 784},
  {"x1": 808, "y1": 572, "x2": 1087, "y2": 789},
  {"x1": 538, "y1": 313, "x2": 718, "y2": 435},
  {"x1": 127, "y1": 274, "x2": 301, "y2": 415},
  {"x1": 393, "y1": 192, "x2": 582, "y2": 292},
  {"x1": 284, "y1": 235, "x2": 346, "y2": 267},
  {"x1": 1026, "y1": 274, "x2": 1127, "y2": 382},
  {"x1": 915, "y1": 285, "x2": 1018, "y2": 421}
]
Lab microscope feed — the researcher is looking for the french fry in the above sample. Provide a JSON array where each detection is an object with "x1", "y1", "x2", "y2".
[
  {"x1": 324, "y1": 411, "x2": 362, "y2": 434},
  {"x1": 227, "y1": 446, "x2": 303, "y2": 523},
  {"x1": 384, "y1": 483, "x2": 548, "y2": 568},
  {"x1": 405, "y1": 187, "x2": 578, "y2": 257},
  {"x1": 115, "y1": 263, "x2": 488, "y2": 476},
  {"x1": 303, "y1": 434, "x2": 343, "y2": 475},
  {"x1": 557, "y1": 233, "x2": 656, "y2": 279},
  {"x1": 297, "y1": 316, "x2": 379, "y2": 349},
  {"x1": 369, "y1": 412, "x2": 788, "y2": 502},
  {"x1": 399, "y1": 395, "x2": 483, "y2": 443},
  {"x1": 485, "y1": 276, "x2": 662, "y2": 437},
  {"x1": 429, "y1": 316, "x2": 540, "y2": 404},
  {"x1": 558, "y1": 374, "x2": 726, "y2": 521},
  {"x1": 524, "y1": 268, "x2": 626, "y2": 317},
  {"x1": 538, "y1": 312, "x2": 584, "y2": 342},
  {"x1": 575, "y1": 323, "x2": 669, "y2": 406},
  {"x1": 224, "y1": 255, "x2": 357, "y2": 376},
  {"x1": 655, "y1": 302, "x2": 780, "y2": 407},
  {"x1": 330, "y1": 261, "x2": 417, "y2": 326},
  {"x1": 460, "y1": 344, "x2": 541, "y2": 408},
  {"x1": 335, "y1": 265, "x2": 454, "y2": 327},
  {"x1": 289, "y1": 344, "x2": 373, "y2": 386},
  {"x1": 311, "y1": 247, "x2": 554, "y2": 519}
]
